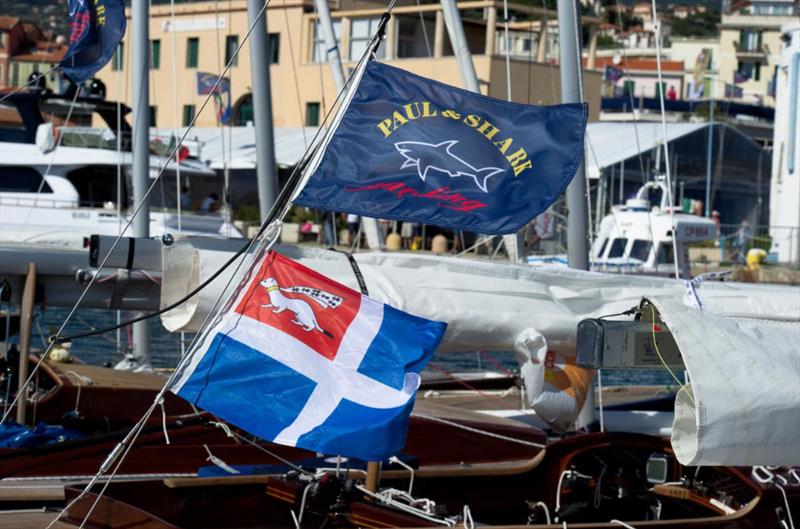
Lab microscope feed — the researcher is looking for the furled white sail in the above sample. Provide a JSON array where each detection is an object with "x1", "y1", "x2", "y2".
[
  {"x1": 160, "y1": 241, "x2": 800, "y2": 461},
  {"x1": 649, "y1": 296, "x2": 800, "y2": 466}
]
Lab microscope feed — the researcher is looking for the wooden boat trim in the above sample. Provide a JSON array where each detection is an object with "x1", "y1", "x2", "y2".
[
  {"x1": 162, "y1": 450, "x2": 547, "y2": 489},
  {"x1": 391, "y1": 496, "x2": 762, "y2": 528}
]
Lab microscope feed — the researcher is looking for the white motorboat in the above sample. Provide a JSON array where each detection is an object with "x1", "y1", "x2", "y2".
[
  {"x1": 0, "y1": 90, "x2": 242, "y2": 249},
  {"x1": 528, "y1": 181, "x2": 717, "y2": 278}
]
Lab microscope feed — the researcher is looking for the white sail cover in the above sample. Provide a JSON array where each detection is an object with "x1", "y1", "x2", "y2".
[
  {"x1": 160, "y1": 242, "x2": 800, "y2": 461},
  {"x1": 648, "y1": 296, "x2": 800, "y2": 466}
]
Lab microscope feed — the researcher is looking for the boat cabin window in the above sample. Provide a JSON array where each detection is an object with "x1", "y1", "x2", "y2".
[
  {"x1": 607, "y1": 238, "x2": 628, "y2": 258},
  {"x1": 656, "y1": 243, "x2": 675, "y2": 264},
  {"x1": 630, "y1": 239, "x2": 652, "y2": 261},
  {"x1": 595, "y1": 238, "x2": 609, "y2": 258},
  {"x1": 0, "y1": 166, "x2": 53, "y2": 193},
  {"x1": 66, "y1": 166, "x2": 127, "y2": 208}
]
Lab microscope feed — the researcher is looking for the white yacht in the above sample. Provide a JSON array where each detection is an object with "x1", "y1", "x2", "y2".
[
  {"x1": 529, "y1": 181, "x2": 717, "y2": 278},
  {"x1": 0, "y1": 90, "x2": 242, "y2": 249}
]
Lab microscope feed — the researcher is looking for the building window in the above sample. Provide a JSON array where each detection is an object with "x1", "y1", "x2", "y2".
[
  {"x1": 269, "y1": 33, "x2": 280, "y2": 64},
  {"x1": 186, "y1": 37, "x2": 199, "y2": 68},
  {"x1": 349, "y1": 17, "x2": 386, "y2": 61},
  {"x1": 396, "y1": 15, "x2": 435, "y2": 58},
  {"x1": 738, "y1": 30, "x2": 761, "y2": 52},
  {"x1": 305, "y1": 102, "x2": 320, "y2": 127},
  {"x1": 150, "y1": 39, "x2": 161, "y2": 69},
  {"x1": 112, "y1": 42, "x2": 124, "y2": 71},
  {"x1": 10, "y1": 62, "x2": 19, "y2": 86},
  {"x1": 737, "y1": 61, "x2": 760, "y2": 81},
  {"x1": 182, "y1": 104, "x2": 195, "y2": 126},
  {"x1": 311, "y1": 19, "x2": 341, "y2": 62},
  {"x1": 225, "y1": 35, "x2": 238, "y2": 66},
  {"x1": 623, "y1": 79, "x2": 635, "y2": 96},
  {"x1": 149, "y1": 106, "x2": 157, "y2": 127},
  {"x1": 0, "y1": 31, "x2": 5, "y2": 49}
]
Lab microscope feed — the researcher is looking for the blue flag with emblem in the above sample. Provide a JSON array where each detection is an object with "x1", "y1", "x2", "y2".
[
  {"x1": 294, "y1": 61, "x2": 587, "y2": 235},
  {"x1": 170, "y1": 251, "x2": 446, "y2": 461},
  {"x1": 60, "y1": 0, "x2": 127, "y2": 84}
]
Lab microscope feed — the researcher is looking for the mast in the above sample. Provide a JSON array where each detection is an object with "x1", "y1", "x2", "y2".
[
  {"x1": 440, "y1": 0, "x2": 480, "y2": 93},
  {"x1": 557, "y1": 0, "x2": 590, "y2": 271},
  {"x1": 248, "y1": 0, "x2": 279, "y2": 222},
  {"x1": 557, "y1": 0, "x2": 594, "y2": 429},
  {"x1": 314, "y1": 0, "x2": 385, "y2": 250},
  {"x1": 704, "y1": 74, "x2": 715, "y2": 217},
  {"x1": 127, "y1": 0, "x2": 151, "y2": 369}
]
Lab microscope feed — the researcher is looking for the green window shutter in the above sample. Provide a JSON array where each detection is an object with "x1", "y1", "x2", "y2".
[
  {"x1": 268, "y1": 33, "x2": 280, "y2": 64},
  {"x1": 305, "y1": 102, "x2": 320, "y2": 127},
  {"x1": 186, "y1": 38, "x2": 199, "y2": 68},
  {"x1": 623, "y1": 79, "x2": 635, "y2": 96},
  {"x1": 182, "y1": 105, "x2": 195, "y2": 126},
  {"x1": 149, "y1": 106, "x2": 157, "y2": 126},
  {"x1": 151, "y1": 40, "x2": 161, "y2": 69},
  {"x1": 225, "y1": 35, "x2": 238, "y2": 66}
]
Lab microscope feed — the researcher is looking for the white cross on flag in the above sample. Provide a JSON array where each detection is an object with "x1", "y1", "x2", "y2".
[{"x1": 169, "y1": 251, "x2": 446, "y2": 460}]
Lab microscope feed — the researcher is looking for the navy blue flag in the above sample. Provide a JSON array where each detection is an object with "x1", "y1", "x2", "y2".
[
  {"x1": 294, "y1": 61, "x2": 587, "y2": 235},
  {"x1": 60, "y1": 0, "x2": 127, "y2": 84}
]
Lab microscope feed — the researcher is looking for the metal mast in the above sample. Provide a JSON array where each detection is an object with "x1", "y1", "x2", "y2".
[
  {"x1": 248, "y1": 0, "x2": 279, "y2": 222},
  {"x1": 440, "y1": 0, "x2": 480, "y2": 93},
  {"x1": 126, "y1": 0, "x2": 151, "y2": 369},
  {"x1": 557, "y1": 0, "x2": 590, "y2": 270}
]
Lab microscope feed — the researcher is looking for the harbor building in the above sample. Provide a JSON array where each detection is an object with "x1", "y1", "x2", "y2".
[
  {"x1": 717, "y1": 0, "x2": 798, "y2": 106},
  {"x1": 92, "y1": 0, "x2": 603, "y2": 129}
]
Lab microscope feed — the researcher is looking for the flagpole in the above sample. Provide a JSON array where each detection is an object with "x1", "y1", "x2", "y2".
[
  {"x1": 248, "y1": 0, "x2": 279, "y2": 222},
  {"x1": 126, "y1": 0, "x2": 151, "y2": 370}
]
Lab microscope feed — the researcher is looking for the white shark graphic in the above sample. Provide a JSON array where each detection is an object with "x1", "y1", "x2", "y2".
[{"x1": 394, "y1": 140, "x2": 505, "y2": 193}]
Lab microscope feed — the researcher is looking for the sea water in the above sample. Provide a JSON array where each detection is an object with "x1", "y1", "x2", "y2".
[{"x1": 33, "y1": 307, "x2": 681, "y2": 387}]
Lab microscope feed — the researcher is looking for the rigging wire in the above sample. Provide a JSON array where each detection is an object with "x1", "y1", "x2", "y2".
[
  {"x1": 1, "y1": 0, "x2": 275, "y2": 427},
  {"x1": 649, "y1": 0, "x2": 681, "y2": 280},
  {"x1": 0, "y1": 65, "x2": 59, "y2": 104},
  {"x1": 282, "y1": 0, "x2": 309, "y2": 147},
  {"x1": 14, "y1": 88, "x2": 81, "y2": 243}
]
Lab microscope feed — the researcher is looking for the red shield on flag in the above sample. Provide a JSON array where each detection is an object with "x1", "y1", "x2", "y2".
[{"x1": 234, "y1": 252, "x2": 361, "y2": 360}]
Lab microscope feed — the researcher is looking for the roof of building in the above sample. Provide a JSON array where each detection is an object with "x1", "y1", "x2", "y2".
[
  {"x1": 0, "y1": 16, "x2": 20, "y2": 30},
  {"x1": 589, "y1": 56, "x2": 685, "y2": 72},
  {"x1": 585, "y1": 122, "x2": 705, "y2": 178}
]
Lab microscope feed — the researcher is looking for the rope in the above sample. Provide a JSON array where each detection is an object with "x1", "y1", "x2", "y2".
[
  {"x1": 411, "y1": 413, "x2": 545, "y2": 448},
  {"x1": 610, "y1": 520, "x2": 638, "y2": 529}
]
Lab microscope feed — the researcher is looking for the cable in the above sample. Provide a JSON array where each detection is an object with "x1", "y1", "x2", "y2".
[
  {"x1": 649, "y1": 0, "x2": 680, "y2": 280},
  {"x1": 0, "y1": 65, "x2": 59, "y2": 104},
  {"x1": 648, "y1": 305, "x2": 694, "y2": 406}
]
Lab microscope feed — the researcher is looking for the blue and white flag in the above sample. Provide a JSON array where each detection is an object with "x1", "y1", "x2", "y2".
[
  {"x1": 294, "y1": 61, "x2": 587, "y2": 235},
  {"x1": 170, "y1": 251, "x2": 446, "y2": 461},
  {"x1": 60, "y1": 0, "x2": 127, "y2": 84}
]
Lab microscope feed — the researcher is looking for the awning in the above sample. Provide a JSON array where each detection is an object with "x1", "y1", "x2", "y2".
[
  {"x1": 585, "y1": 122, "x2": 706, "y2": 178},
  {"x1": 151, "y1": 126, "x2": 319, "y2": 170}
]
